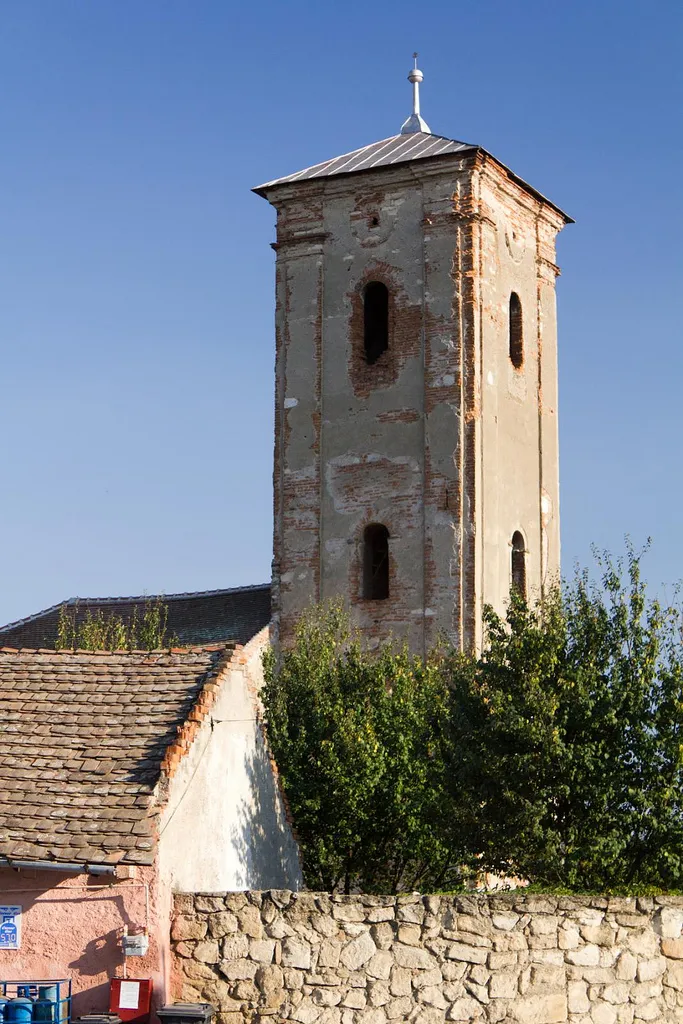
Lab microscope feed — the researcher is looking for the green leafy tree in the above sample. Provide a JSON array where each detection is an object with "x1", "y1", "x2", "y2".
[
  {"x1": 262, "y1": 602, "x2": 462, "y2": 893},
  {"x1": 447, "y1": 544, "x2": 683, "y2": 890}
]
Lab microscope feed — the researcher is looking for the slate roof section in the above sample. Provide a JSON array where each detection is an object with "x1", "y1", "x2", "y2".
[
  {"x1": 0, "y1": 646, "x2": 232, "y2": 866},
  {"x1": 253, "y1": 131, "x2": 572, "y2": 223},
  {"x1": 0, "y1": 584, "x2": 271, "y2": 650}
]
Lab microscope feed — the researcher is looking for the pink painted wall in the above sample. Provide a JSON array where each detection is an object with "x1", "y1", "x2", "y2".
[{"x1": 0, "y1": 865, "x2": 171, "y2": 1019}]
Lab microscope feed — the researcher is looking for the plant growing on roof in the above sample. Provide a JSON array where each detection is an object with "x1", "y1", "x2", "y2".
[{"x1": 56, "y1": 598, "x2": 177, "y2": 651}]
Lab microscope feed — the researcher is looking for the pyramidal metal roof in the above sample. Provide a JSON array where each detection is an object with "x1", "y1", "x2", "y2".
[
  {"x1": 253, "y1": 132, "x2": 475, "y2": 194},
  {"x1": 253, "y1": 131, "x2": 572, "y2": 223}
]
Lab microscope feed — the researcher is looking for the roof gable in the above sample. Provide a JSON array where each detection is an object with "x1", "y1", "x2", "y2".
[{"x1": 0, "y1": 646, "x2": 233, "y2": 867}]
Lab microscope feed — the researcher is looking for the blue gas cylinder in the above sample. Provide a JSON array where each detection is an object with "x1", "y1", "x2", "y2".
[
  {"x1": 36, "y1": 988, "x2": 56, "y2": 1021},
  {"x1": 32, "y1": 997, "x2": 53, "y2": 1023},
  {"x1": 0, "y1": 997, "x2": 9, "y2": 1021},
  {"x1": 6, "y1": 998, "x2": 33, "y2": 1024}
]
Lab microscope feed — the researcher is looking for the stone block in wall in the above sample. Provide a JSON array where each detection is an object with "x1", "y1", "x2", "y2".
[
  {"x1": 388, "y1": 966, "x2": 410, "y2": 997},
  {"x1": 339, "y1": 932, "x2": 376, "y2": 971},
  {"x1": 658, "y1": 906, "x2": 683, "y2": 938},
  {"x1": 661, "y1": 937, "x2": 683, "y2": 958},
  {"x1": 193, "y1": 940, "x2": 220, "y2": 963},
  {"x1": 396, "y1": 902, "x2": 425, "y2": 925},
  {"x1": 207, "y1": 911, "x2": 239, "y2": 937},
  {"x1": 218, "y1": 959, "x2": 258, "y2": 981},
  {"x1": 508, "y1": 992, "x2": 567, "y2": 1022},
  {"x1": 445, "y1": 940, "x2": 488, "y2": 965},
  {"x1": 384, "y1": 995, "x2": 410, "y2": 1019},
  {"x1": 282, "y1": 938, "x2": 312, "y2": 969},
  {"x1": 412, "y1": 968, "x2": 442, "y2": 991},
  {"x1": 221, "y1": 934, "x2": 249, "y2": 960},
  {"x1": 396, "y1": 923, "x2": 421, "y2": 946},
  {"x1": 364, "y1": 953, "x2": 393, "y2": 985},
  {"x1": 366, "y1": 907, "x2": 394, "y2": 923},
  {"x1": 370, "y1": 923, "x2": 394, "y2": 950},
  {"x1": 250, "y1": 938, "x2": 277, "y2": 963},
  {"x1": 393, "y1": 943, "x2": 439, "y2": 970},
  {"x1": 449, "y1": 995, "x2": 484, "y2": 1020},
  {"x1": 237, "y1": 905, "x2": 263, "y2": 938},
  {"x1": 172, "y1": 915, "x2": 208, "y2": 941},
  {"x1": 195, "y1": 895, "x2": 227, "y2": 913},
  {"x1": 311, "y1": 913, "x2": 338, "y2": 938},
  {"x1": 488, "y1": 970, "x2": 518, "y2": 998}
]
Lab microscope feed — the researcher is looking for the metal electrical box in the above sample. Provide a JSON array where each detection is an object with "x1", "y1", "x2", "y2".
[{"x1": 122, "y1": 934, "x2": 149, "y2": 957}]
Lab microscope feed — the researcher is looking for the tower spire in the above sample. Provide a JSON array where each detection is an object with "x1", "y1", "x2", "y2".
[{"x1": 400, "y1": 53, "x2": 431, "y2": 135}]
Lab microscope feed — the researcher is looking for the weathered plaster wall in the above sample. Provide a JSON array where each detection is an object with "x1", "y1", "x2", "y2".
[
  {"x1": 0, "y1": 865, "x2": 165, "y2": 1015},
  {"x1": 265, "y1": 151, "x2": 566, "y2": 653},
  {"x1": 172, "y1": 889, "x2": 683, "y2": 1024},
  {"x1": 158, "y1": 630, "x2": 302, "y2": 893},
  {"x1": 476, "y1": 159, "x2": 564, "y2": 631}
]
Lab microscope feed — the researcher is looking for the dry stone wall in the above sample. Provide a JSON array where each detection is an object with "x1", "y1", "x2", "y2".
[{"x1": 171, "y1": 890, "x2": 683, "y2": 1024}]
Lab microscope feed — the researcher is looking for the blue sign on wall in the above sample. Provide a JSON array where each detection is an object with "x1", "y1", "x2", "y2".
[{"x1": 0, "y1": 906, "x2": 21, "y2": 950}]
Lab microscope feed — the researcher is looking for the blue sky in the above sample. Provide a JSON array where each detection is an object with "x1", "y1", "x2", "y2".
[{"x1": 0, "y1": 0, "x2": 681, "y2": 625}]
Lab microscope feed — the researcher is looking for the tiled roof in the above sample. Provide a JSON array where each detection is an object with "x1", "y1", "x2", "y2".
[
  {"x1": 0, "y1": 646, "x2": 232, "y2": 866},
  {"x1": 0, "y1": 584, "x2": 271, "y2": 650}
]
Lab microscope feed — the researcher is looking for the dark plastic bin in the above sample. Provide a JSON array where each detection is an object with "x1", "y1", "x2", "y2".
[{"x1": 156, "y1": 1006, "x2": 214, "y2": 1024}]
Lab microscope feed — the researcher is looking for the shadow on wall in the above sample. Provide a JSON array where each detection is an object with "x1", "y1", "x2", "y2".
[
  {"x1": 68, "y1": 923, "x2": 122, "y2": 979},
  {"x1": 230, "y1": 727, "x2": 302, "y2": 891},
  {"x1": 70, "y1": 981, "x2": 112, "y2": 1018}
]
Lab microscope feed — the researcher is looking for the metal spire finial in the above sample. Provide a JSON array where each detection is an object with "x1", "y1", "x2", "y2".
[{"x1": 401, "y1": 52, "x2": 431, "y2": 135}]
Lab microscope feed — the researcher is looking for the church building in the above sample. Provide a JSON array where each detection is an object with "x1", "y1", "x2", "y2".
[{"x1": 254, "y1": 59, "x2": 572, "y2": 653}]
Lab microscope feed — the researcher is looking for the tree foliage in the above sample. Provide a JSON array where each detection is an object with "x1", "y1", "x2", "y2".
[
  {"x1": 263, "y1": 546, "x2": 683, "y2": 893},
  {"x1": 449, "y1": 545, "x2": 683, "y2": 890},
  {"x1": 262, "y1": 602, "x2": 463, "y2": 894},
  {"x1": 56, "y1": 599, "x2": 177, "y2": 651}
]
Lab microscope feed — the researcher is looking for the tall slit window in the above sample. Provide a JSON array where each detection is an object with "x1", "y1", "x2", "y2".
[
  {"x1": 363, "y1": 282, "x2": 389, "y2": 365},
  {"x1": 511, "y1": 531, "x2": 527, "y2": 599},
  {"x1": 509, "y1": 292, "x2": 524, "y2": 369},
  {"x1": 363, "y1": 524, "x2": 390, "y2": 600}
]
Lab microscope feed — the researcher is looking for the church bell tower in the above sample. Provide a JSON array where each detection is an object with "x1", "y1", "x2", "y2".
[{"x1": 254, "y1": 59, "x2": 571, "y2": 652}]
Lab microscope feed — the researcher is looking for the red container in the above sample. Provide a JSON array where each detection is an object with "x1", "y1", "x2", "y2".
[{"x1": 109, "y1": 980, "x2": 153, "y2": 1024}]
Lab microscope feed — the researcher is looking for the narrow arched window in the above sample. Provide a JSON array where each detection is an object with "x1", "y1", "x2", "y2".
[
  {"x1": 509, "y1": 292, "x2": 523, "y2": 369},
  {"x1": 511, "y1": 531, "x2": 527, "y2": 599},
  {"x1": 363, "y1": 282, "x2": 389, "y2": 365},
  {"x1": 363, "y1": 524, "x2": 389, "y2": 600}
]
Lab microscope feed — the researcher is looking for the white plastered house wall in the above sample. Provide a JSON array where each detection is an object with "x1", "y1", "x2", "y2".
[{"x1": 157, "y1": 627, "x2": 303, "y2": 892}]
